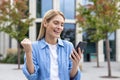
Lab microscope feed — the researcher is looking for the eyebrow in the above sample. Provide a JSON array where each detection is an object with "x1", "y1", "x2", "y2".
[{"x1": 53, "y1": 20, "x2": 64, "y2": 24}]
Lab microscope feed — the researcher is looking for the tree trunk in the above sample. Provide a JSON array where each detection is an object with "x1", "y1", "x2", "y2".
[
  {"x1": 17, "y1": 41, "x2": 21, "y2": 69},
  {"x1": 96, "y1": 42, "x2": 100, "y2": 67},
  {"x1": 105, "y1": 37, "x2": 112, "y2": 77}
]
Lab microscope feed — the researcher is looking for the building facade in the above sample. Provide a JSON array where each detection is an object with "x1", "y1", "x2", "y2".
[{"x1": 0, "y1": 0, "x2": 120, "y2": 62}]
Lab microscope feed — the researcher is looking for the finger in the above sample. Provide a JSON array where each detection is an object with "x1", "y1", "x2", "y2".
[
  {"x1": 71, "y1": 52, "x2": 76, "y2": 60},
  {"x1": 70, "y1": 51, "x2": 75, "y2": 61},
  {"x1": 21, "y1": 38, "x2": 31, "y2": 44},
  {"x1": 70, "y1": 54, "x2": 74, "y2": 61},
  {"x1": 78, "y1": 48, "x2": 82, "y2": 58},
  {"x1": 21, "y1": 38, "x2": 27, "y2": 44},
  {"x1": 73, "y1": 49, "x2": 81, "y2": 61}
]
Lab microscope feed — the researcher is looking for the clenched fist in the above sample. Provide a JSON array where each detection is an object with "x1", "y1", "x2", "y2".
[{"x1": 21, "y1": 38, "x2": 32, "y2": 54}]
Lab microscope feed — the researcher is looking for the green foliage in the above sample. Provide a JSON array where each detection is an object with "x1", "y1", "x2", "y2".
[
  {"x1": 76, "y1": 0, "x2": 120, "y2": 42},
  {"x1": 0, "y1": 0, "x2": 34, "y2": 68},
  {"x1": 0, "y1": 51, "x2": 24, "y2": 64},
  {"x1": 0, "y1": 0, "x2": 34, "y2": 42}
]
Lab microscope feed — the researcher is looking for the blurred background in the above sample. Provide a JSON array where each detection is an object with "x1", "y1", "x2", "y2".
[{"x1": 0, "y1": 0, "x2": 120, "y2": 80}]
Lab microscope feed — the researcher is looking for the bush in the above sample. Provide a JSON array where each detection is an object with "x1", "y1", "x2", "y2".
[
  {"x1": 0, "y1": 53, "x2": 2, "y2": 57},
  {"x1": 0, "y1": 50, "x2": 24, "y2": 64}
]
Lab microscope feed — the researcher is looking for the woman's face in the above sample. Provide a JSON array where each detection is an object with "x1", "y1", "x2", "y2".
[{"x1": 44, "y1": 15, "x2": 64, "y2": 39}]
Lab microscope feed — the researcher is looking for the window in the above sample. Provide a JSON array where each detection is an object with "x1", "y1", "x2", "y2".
[
  {"x1": 104, "y1": 32, "x2": 116, "y2": 61},
  {"x1": 61, "y1": 23, "x2": 75, "y2": 45},
  {"x1": 36, "y1": 0, "x2": 41, "y2": 18},
  {"x1": 36, "y1": 23, "x2": 41, "y2": 39},
  {"x1": 60, "y1": 0, "x2": 75, "y2": 19},
  {"x1": 36, "y1": 0, "x2": 53, "y2": 18}
]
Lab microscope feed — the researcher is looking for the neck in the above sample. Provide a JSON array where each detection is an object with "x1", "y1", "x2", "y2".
[{"x1": 45, "y1": 36, "x2": 58, "y2": 45}]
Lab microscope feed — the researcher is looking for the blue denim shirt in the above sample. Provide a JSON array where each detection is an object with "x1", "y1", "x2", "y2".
[{"x1": 22, "y1": 38, "x2": 81, "y2": 80}]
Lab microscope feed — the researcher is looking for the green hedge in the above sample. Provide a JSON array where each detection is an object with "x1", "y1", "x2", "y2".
[{"x1": 0, "y1": 51, "x2": 24, "y2": 64}]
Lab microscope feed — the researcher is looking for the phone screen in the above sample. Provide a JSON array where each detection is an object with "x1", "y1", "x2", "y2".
[
  {"x1": 71, "y1": 41, "x2": 87, "y2": 59},
  {"x1": 75, "y1": 41, "x2": 87, "y2": 53}
]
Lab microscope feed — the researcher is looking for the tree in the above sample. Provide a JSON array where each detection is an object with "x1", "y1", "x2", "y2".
[
  {"x1": 76, "y1": 0, "x2": 120, "y2": 78},
  {"x1": 76, "y1": 2, "x2": 105, "y2": 68},
  {"x1": 0, "y1": 0, "x2": 34, "y2": 69}
]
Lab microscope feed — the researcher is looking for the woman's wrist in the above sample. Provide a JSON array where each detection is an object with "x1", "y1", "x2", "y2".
[{"x1": 70, "y1": 66, "x2": 79, "y2": 78}]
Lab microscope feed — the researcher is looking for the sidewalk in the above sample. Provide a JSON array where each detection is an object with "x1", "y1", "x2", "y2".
[
  {"x1": 81, "y1": 62, "x2": 120, "y2": 80},
  {"x1": 0, "y1": 64, "x2": 27, "y2": 80},
  {"x1": 0, "y1": 62, "x2": 120, "y2": 80}
]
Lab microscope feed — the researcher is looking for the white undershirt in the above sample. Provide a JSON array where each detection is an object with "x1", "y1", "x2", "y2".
[{"x1": 48, "y1": 44, "x2": 60, "y2": 80}]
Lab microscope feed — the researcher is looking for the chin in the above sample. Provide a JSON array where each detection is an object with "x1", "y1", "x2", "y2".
[{"x1": 55, "y1": 35, "x2": 60, "y2": 38}]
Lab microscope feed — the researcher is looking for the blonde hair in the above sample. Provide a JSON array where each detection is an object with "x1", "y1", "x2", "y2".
[{"x1": 37, "y1": 9, "x2": 65, "y2": 40}]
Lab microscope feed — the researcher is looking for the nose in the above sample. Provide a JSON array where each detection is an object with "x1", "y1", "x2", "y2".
[{"x1": 57, "y1": 25, "x2": 63, "y2": 30}]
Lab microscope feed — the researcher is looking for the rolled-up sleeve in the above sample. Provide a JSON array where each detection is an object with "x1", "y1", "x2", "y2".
[
  {"x1": 22, "y1": 42, "x2": 39, "y2": 80},
  {"x1": 22, "y1": 62, "x2": 39, "y2": 80},
  {"x1": 70, "y1": 69, "x2": 81, "y2": 80}
]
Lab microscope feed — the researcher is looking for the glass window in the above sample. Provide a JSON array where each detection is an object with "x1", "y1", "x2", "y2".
[
  {"x1": 36, "y1": 23, "x2": 41, "y2": 39},
  {"x1": 61, "y1": 23, "x2": 75, "y2": 45},
  {"x1": 108, "y1": 32, "x2": 115, "y2": 40},
  {"x1": 36, "y1": 0, "x2": 41, "y2": 18},
  {"x1": 80, "y1": 0, "x2": 93, "y2": 5},
  {"x1": 41, "y1": 0, "x2": 52, "y2": 17},
  {"x1": 36, "y1": 0, "x2": 53, "y2": 18},
  {"x1": 82, "y1": 32, "x2": 96, "y2": 61},
  {"x1": 104, "y1": 32, "x2": 116, "y2": 61},
  {"x1": 60, "y1": 0, "x2": 75, "y2": 19}
]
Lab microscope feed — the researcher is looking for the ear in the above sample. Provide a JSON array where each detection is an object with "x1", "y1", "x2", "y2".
[{"x1": 43, "y1": 20, "x2": 48, "y2": 28}]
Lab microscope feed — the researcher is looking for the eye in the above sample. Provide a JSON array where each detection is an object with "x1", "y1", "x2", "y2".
[
  {"x1": 53, "y1": 21, "x2": 64, "y2": 27},
  {"x1": 53, "y1": 21, "x2": 59, "y2": 25},
  {"x1": 61, "y1": 23, "x2": 64, "y2": 27}
]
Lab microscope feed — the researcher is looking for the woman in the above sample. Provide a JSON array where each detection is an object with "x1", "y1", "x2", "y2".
[{"x1": 21, "y1": 9, "x2": 82, "y2": 80}]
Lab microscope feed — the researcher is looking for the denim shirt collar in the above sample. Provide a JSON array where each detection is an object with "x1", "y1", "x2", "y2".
[{"x1": 38, "y1": 38, "x2": 64, "y2": 49}]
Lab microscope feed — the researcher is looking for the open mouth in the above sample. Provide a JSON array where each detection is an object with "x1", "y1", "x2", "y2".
[{"x1": 54, "y1": 30, "x2": 61, "y2": 34}]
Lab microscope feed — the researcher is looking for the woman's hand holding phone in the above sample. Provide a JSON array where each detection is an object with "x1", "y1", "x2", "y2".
[
  {"x1": 75, "y1": 41, "x2": 87, "y2": 53},
  {"x1": 70, "y1": 47, "x2": 82, "y2": 77},
  {"x1": 71, "y1": 41, "x2": 87, "y2": 59},
  {"x1": 70, "y1": 41, "x2": 87, "y2": 78}
]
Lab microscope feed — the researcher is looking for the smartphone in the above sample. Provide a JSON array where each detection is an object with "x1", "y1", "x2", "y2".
[
  {"x1": 71, "y1": 41, "x2": 87, "y2": 59},
  {"x1": 75, "y1": 41, "x2": 87, "y2": 53}
]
